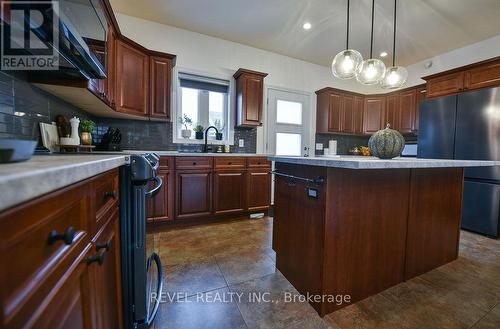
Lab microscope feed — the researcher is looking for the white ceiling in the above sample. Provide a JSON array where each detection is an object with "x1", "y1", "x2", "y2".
[{"x1": 109, "y1": 0, "x2": 500, "y2": 67}]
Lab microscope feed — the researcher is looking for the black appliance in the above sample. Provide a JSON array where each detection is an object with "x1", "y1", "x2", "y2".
[
  {"x1": 120, "y1": 153, "x2": 164, "y2": 329},
  {"x1": 418, "y1": 87, "x2": 500, "y2": 237},
  {"x1": 96, "y1": 127, "x2": 122, "y2": 151},
  {"x1": 2, "y1": 0, "x2": 107, "y2": 79}
]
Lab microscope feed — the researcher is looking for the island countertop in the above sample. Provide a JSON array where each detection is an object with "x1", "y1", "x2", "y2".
[{"x1": 268, "y1": 155, "x2": 500, "y2": 170}]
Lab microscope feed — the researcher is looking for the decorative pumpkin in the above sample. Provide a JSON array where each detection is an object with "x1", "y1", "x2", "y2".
[{"x1": 368, "y1": 124, "x2": 405, "y2": 159}]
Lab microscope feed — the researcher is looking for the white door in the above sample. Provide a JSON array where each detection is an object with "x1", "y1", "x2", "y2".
[{"x1": 267, "y1": 89, "x2": 311, "y2": 156}]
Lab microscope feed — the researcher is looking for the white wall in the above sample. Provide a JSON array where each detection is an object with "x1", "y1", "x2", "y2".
[
  {"x1": 404, "y1": 34, "x2": 500, "y2": 87},
  {"x1": 115, "y1": 13, "x2": 500, "y2": 150}
]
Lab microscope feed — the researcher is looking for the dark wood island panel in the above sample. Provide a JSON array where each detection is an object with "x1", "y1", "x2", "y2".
[{"x1": 273, "y1": 163, "x2": 464, "y2": 316}]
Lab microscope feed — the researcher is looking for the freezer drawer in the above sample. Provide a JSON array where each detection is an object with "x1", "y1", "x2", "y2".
[{"x1": 461, "y1": 180, "x2": 500, "y2": 237}]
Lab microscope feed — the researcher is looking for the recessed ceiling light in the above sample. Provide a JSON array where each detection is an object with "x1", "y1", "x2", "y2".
[
  {"x1": 380, "y1": 51, "x2": 388, "y2": 57},
  {"x1": 302, "y1": 22, "x2": 312, "y2": 30}
]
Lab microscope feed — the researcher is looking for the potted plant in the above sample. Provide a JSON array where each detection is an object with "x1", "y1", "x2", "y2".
[
  {"x1": 194, "y1": 124, "x2": 204, "y2": 139},
  {"x1": 179, "y1": 114, "x2": 193, "y2": 139},
  {"x1": 80, "y1": 119, "x2": 96, "y2": 145},
  {"x1": 214, "y1": 119, "x2": 224, "y2": 141}
]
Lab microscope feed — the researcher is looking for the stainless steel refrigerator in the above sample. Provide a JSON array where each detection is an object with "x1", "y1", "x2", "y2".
[{"x1": 418, "y1": 87, "x2": 500, "y2": 237}]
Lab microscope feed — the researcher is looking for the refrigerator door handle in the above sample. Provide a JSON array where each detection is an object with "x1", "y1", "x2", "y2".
[{"x1": 146, "y1": 252, "x2": 163, "y2": 327}]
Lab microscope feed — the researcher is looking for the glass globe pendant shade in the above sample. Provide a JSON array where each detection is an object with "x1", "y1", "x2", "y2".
[
  {"x1": 331, "y1": 49, "x2": 363, "y2": 79},
  {"x1": 380, "y1": 66, "x2": 408, "y2": 89},
  {"x1": 355, "y1": 58, "x2": 386, "y2": 85}
]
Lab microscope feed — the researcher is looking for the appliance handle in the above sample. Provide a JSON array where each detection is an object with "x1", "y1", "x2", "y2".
[
  {"x1": 145, "y1": 176, "x2": 163, "y2": 199},
  {"x1": 146, "y1": 252, "x2": 163, "y2": 327}
]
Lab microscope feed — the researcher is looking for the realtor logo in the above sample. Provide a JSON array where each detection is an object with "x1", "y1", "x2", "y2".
[{"x1": 1, "y1": 1, "x2": 59, "y2": 70}]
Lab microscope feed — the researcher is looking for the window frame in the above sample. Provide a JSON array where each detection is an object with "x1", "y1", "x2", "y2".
[{"x1": 172, "y1": 67, "x2": 235, "y2": 145}]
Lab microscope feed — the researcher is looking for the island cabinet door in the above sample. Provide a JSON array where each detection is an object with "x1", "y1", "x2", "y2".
[
  {"x1": 213, "y1": 170, "x2": 246, "y2": 215},
  {"x1": 147, "y1": 170, "x2": 174, "y2": 222},
  {"x1": 247, "y1": 169, "x2": 271, "y2": 212},
  {"x1": 175, "y1": 170, "x2": 212, "y2": 219}
]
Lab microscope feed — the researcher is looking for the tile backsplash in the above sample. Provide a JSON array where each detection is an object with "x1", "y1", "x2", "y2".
[
  {"x1": 315, "y1": 133, "x2": 418, "y2": 155},
  {"x1": 0, "y1": 72, "x2": 90, "y2": 142},
  {"x1": 94, "y1": 118, "x2": 257, "y2": 153},
  {"x1": 0, "y1": 72, "x2": 258, "y2": 153}
]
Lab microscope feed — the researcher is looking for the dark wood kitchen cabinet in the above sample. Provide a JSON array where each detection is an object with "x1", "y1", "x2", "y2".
[
  {"x1": 424, "y1": 57, "x2": 500, "y2": 98},
  {"x1": 425, "y1": 71, "x2": 464, "y2": 98},
  {"x1": 363, "y1": 96, "x2": 386, "y2": 134},
  {"x1": 234, "y1": 68, "x2": 268, "y2": 127},
  {"x1": 414, "y1": 86, "x2": 427, "y2": 132},
  {"x1": 115, "y1": 39, "x2": 149, "y2": 116},
  {"x1": 0, "y1": 168, "x2": 123, "y2": 329},
  {"x1": 147, "y1": 170, "x2": 174, "y2": 222},
  {"x1": 150, "y1": 55, "x2": 174, "y2": 120},
  {"x1": 91, "y1": 209, "x2": 123, "y2": 329},
  {"x1": 385, "y1": 94, "x2": 399, "y2": 131},
  {"x1": 316, "y1": 88, "x2": 364, "y2": 135},
  {"x1": 353, "y1": 96, "x2": 364, "y2": 134},
  {"x1": 398, "y1": 88, "x2": 417, "y2": 134},
  {"x1": 247, "y1": 170, "x2": 272, "y2": 212},
  {"x1": 175, "y1": 170, "x2": 212, "y2": 219},
  {"x1": 213, "y1": 170, "x2": 247, "y2": 215}
]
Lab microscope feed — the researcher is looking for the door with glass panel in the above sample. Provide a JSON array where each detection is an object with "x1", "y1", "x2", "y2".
[{"x1": 267, "y1": 89, "x2": 311, "y2": 156}]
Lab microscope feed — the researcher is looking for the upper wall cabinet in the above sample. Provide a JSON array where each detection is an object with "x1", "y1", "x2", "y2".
[
  {"x1": 424, "y1": 57, "x2": 500, "y2": 98},
  {"x1": 115, "y1": 39, "x2": 149, "y2": 117},
  {"x1": 315, "y1": 88, "x2": 363, "y2": 135},
  {"x1": 363, "y1": 96, "x2": 386, "y2": 134},
  {"x1": 150, "y1": 56, "x2": 174, "y2": 120},
  {"x1": 234, "y1": 69, "x2": 268, "y2": 127}
]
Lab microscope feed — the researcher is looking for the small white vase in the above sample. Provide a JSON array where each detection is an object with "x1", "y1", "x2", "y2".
[
  {"x1": 69, "y1": 117, "x2": 80, "y2": 145},
  {"x1": 181, "y1": 129, "x2": 192, "y2": 139}
]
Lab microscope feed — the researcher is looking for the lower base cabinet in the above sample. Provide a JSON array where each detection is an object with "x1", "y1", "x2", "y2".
[
  {"x1": 147, "y1": 170, "x2": 174, "y2": 222},
  {"x1": 147, "y1": 156, "x2": 272, "y2": 223},
  {"x1": 31, "y1": 245, "x2": 94, "y2": 329},
  {"x1": 247, "y1": 170, "x2": 272, "y2": 211},
  {"x1": 213, "y1": 170, "x2": 247, "y2": 215},
  {"x1": 0, "y1": 169, "x2": 123, "y2": 329},
  {"x1": 175, "y1": 170, "x2": 212, "y2": 219}
]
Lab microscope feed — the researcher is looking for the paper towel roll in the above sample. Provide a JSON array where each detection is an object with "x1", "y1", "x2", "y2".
[{"x1": 329, "y1": 140, "x2": 337, "y2": 155}]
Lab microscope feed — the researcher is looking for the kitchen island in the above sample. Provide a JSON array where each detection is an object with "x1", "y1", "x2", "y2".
[{"x1": 269, "y1": 156, "x2": 500, "y2": 316}]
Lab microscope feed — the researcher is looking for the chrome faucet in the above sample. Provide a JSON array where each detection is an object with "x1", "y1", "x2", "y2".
[{"x1": 203, "y1": 126, "x2": 219, "y2": 153}]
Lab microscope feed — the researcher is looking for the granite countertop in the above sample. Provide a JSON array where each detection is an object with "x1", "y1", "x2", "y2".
[
  {"x1": 268, "y1": 155, "x2": 500, "y2": 170},
  {"x1": 0, "y1": 155, "x2": 128, "y2": 212}
]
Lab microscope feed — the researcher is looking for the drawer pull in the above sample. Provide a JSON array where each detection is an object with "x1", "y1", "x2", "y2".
[
  {"x1": 104, "y1": 191, "x2": 117, "y2": 199},
  {"x1": 48, "y1": 227, "x2": 76, "y2": 245},
  {"x1": 192, "y1": 162, "x2": 197, "y2": 165},
  {"x1": 87, "y1": 249, "x2": 106, "y2": 265},
  {"x1": 96, "y1": 241, "x2": 112, "y2": 251},
  {"x1": 228, "y1": 162, "x2": 232, "y2": 165}
]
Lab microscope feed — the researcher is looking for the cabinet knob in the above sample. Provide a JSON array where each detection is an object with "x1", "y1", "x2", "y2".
[
  {"x1": 104, "y1": 191, "x2": 117, "y2": 199},
  {"x1": 228, "y1": 162, "x2": 232, "y2": 165},
  {"x1": 96, "y1": 241, "x2": 112, "y2": 251},
  {"x1": 87, "y1": 249, "x2": 106, "y2": 265},
  {"x1": 192, "y1": 162, "x2": 197, "y2": 165},
  {"x1": 48, "y1": 227, "x2": 76, "y2": 245}
]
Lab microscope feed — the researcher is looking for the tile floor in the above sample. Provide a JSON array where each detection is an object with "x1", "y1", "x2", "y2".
[{"x1": 149, "y1": 217, "x2": 500, "y2": 329}]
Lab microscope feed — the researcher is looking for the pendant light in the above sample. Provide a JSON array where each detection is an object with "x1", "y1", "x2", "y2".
[
  {"x1": 356, "y1": 0, "x2": 386, "y2": 85},
  {"x1": 381, "y1": 0, "x2": 408, "y2": 89},
  {"x1": 331, "y1": 0, "x2": 363, "y2": 79}
]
